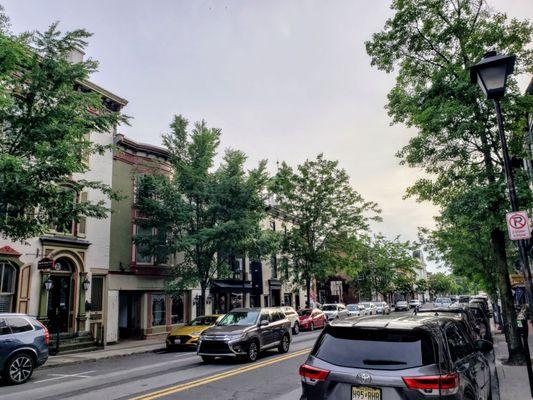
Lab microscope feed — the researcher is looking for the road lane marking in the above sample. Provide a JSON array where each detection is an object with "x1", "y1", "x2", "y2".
[
  {"x1": 35, "y1": 370, "x2": 96, "y2": 383},
  {"x1": 130, "y1": 347, "x2": 311, "y2": 400}
]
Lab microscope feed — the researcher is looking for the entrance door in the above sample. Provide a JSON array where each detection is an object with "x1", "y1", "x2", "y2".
[
  {"x1": 47, "y1": 275, "x2": 72, "y2": 332},
  {"x1": 118, "y1": 292, "x2": 142, "y2": 339}
]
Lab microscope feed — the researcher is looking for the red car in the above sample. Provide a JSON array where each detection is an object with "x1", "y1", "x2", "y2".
[{"x1": 297, "y1": 308, "x2": 326, "y2": 331}]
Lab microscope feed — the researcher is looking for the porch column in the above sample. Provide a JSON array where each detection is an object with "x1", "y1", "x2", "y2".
[{"x1": 77, "y1": 272, "x2": 88, "y2": 332}]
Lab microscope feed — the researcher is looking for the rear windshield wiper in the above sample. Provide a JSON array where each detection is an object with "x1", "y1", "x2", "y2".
[{"x1": 362, "y1": 359, "x2": 407, "y2": 365}]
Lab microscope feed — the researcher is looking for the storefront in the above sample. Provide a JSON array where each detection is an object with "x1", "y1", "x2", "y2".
[{"x1": 211, "y1": 280, "x2": 252, "y2": 314}]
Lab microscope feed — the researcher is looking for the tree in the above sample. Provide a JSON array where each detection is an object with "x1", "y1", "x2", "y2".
[
  {"x1": 0, "y1": 9, "x2": 127, "y2": 240},
  {"x1": 415, "y1": 278, "x2": 428, "y2": 295},
  {"x1": 366, "y1": 0, "x2": 532, "y2": 363},
  {"x1": 270, "y1": 154, "x2": 380, "y2": 307},
  {"x1": 135, "y1": 115, "x2": 276, "y2": 314},
  {"x1": 428, "y1": 272, "x2": 453, "y2": 297},
  {"x1": 394, "y1": 273, "x2": 416, "y2": 298}
]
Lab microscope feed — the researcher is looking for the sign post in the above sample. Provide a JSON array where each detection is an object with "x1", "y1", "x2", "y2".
[{"x1": 506, "y1": 211, "x2": 531, "y2": 241}]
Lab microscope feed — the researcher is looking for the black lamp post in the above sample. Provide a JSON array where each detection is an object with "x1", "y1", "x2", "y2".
[{"x1": 470, "y1": 51, "x2": 533, "y2": 316}]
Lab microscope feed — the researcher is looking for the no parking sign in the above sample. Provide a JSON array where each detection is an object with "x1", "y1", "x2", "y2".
[{"x1": 506, "y1": 211, "x2": 531, "y2": 240}]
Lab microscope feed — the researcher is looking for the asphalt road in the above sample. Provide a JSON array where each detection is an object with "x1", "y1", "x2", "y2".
[{"x1": 0, "y1": 329, "x2": 321, "y2": 400}]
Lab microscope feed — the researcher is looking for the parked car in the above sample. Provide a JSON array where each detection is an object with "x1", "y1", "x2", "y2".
[
  {"x1": 346, "y1": 304, "x2": 364, "y2": 317},
  {"x1": 464, "y1": 303, "x2": 492, "y2": 342},
  {"x1": 458, "y1": 295, "x2": 471, "y2": 304},
  {"x1": 374, "y1": 301, "x2": 390, "y2": 315},
  {"x1": 197, "y1": 307, "x2": 291, "y2": 363},
  {"x1": 281, "y1": 306, "x2": 301, "y2": 335},
  {"x1": 166, "y1": 314, "x2": 223, "y2": 350},
  {"x1": 297, "y1": 308, "x2": 326, "y2": 331},
  {"x1": 417, "y1": 307, "x2": 481, "y2": 341},
  {"x1": 0, "y1": 313, "x2": 49, "y2": 384},
  {"x1": 409, "y1": 299, "x2": 422, "y2": 310},
  {"x1": 395, "y1": 300, "x2": 410, "y2": 311},
  {"x1": 434, "y1": 297, "x2": 453, "y2": 308},
  {"x1": 359, "y1": 302, "x2": 377, "y2": 315},
  {"x1": 321, "y1": 304, "x2": 349, "y2": 321},
  {"x1": 299, "y1": 314, "x2": 493, "y2": 400}
]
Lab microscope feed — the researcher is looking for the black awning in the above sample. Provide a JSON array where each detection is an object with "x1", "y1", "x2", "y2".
[{"x1": 212, "y1": 280, "x2": 253, "y2": 292}]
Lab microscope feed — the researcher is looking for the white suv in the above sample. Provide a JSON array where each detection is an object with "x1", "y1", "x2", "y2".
[
  {"x1": 281, "y1": 306, "x2": 300, "y2": 335},
  {"x1": 321, "y1": 303, "x2": 349, "y2": 321}
]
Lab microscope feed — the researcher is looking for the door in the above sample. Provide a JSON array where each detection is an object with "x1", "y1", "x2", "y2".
[
  {"x1": 0, "y1": 318, "x2": 16, "y2": 363},
  {"x1": 47, "y1": 275, "x2": 72, "y2": 332},
  {"x1": 259, "y1": 310, "x2": 274, "y2": 346},
  {"x1": 118, "y1": 292, "x2": 142, "y2": 339}
]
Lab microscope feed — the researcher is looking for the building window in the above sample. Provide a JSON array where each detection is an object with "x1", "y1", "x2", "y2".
[
  {"x1": 152, "y1": 294, "x2": 166, "y2": 326},
  {"x1": 135, "y1": 225, "x2": 154, "y2": 264},
  {"x1": 171, "y1": 296, "x2": 184, "y2": 324},
  {"x1": 0, "y1": 262, "x2": 16, "y2": 313},
  {"x1": 91, "y1": 276, "x2": 104, "y2": 312},
  {"x1": 77, "y1": 192, "x2": 88, "y2": 237},
  {"x1": 271, "y1": 255, "x2": 277, "y2": 279}
]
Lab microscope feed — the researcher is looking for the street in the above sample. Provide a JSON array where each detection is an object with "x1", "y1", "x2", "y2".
[{"x1": 0, "y1": 330, "x2": 321, "y2": 400}]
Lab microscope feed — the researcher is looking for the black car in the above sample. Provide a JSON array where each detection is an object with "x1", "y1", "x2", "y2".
[
  {"x1": 417, "y1": 308, "x2": 481, "y2": 341},
  {"x1": 197, "y1": 307, "x2": 291, "y2": 363},
  {"x1": 0, "y1": 313, "x2": 49, "y2": 384},
  {"x1": 299, "y1": 314, "x2": 493, "y2": 400}
]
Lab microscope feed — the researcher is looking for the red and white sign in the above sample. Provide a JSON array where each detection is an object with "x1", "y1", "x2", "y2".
[{"x1": 506, "y1": 211, "x2": 531, "y2": 241}]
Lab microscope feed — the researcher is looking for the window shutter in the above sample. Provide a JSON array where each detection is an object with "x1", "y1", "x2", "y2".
[{"x1": 78, "y1": 192, "x2": 88, "y2": 236}]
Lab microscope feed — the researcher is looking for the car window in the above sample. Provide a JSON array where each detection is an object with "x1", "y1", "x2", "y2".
[
  {"x1": 0, "y1": 318, "x2": 11, "y2": 335},
  {"x1": 6, "y1": 317, "x2": 34, "y2": 334},
  {"x1": 270, "y1": 310, "x2": 281, "y2": 322},
  {"x1": 298, "y1": 309, "x2": 312, "y2": 317},
  {"x1": 260, "y1": 311, "x2": 271, "y2": 323},
  {"x1": 445, "y1": 325, "x2": 471, "y2": 362},
  {"x1": 322, "y1": 305, "x2": 337, "y2": 311},
  {"x1": 189, "y1": 316, "x2": 218, "y2": 326},
  {"x1": 218, "y1": 310, "x2": 260, "y2": 326},
  {"x1": 313, "y1": 327, "x2": 436, "y2": 370}
]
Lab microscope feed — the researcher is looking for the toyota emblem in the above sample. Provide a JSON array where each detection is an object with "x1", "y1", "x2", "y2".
[{"x1": 356, "y1": 372, "x2": 372, "y2": 384}]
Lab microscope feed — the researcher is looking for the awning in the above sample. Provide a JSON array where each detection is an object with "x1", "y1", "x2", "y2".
[
  {"x1": 212, "y1": 280, "x2": 252, "y2": 292},
  {"x1": 268, "y1": 279, "x2": 282, "y2": 288}
]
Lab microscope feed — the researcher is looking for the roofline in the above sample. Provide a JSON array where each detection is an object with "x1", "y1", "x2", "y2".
[
  {"x1": 81, "y1": 79, "x2": 128, "y2": 108},
  {"x1": 115, "y1": 134, "x2": 170, "y2": 159}
]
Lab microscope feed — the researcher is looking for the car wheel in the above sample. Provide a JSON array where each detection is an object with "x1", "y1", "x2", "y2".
[
  {"x1": 201, "y1": 355, "x2": 215, "y2": 363},
  {"x1": 246, "y1": 340, "x2": 259, "y2": 362},
  {"x1": 293, "y1": 323, "x2": 300, "y2": 335},
  {"x1": 278, "y1": 334, "x2": 290, "y2": 354},
  {"x1": 4, "y1": 353, "x2": 34, "y2": 385}
]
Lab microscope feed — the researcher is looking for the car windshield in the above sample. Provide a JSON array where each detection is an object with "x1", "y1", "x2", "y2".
[
  {"x1": 347, "y1": 305, "x2": 357, "y2": 311},
  {"x1": 217, "y1": 311, "x2": 259, "y2": 326},
  {"x1": 298, "y1": 309, "x2": 312, "y2": 316},
  {"x1": 397, "y1": 301, "x2": 407, "y2": 305},
  {"x1": 436, "y1": 298, "x2": 451, "y2": 303},
  {"x1": 322, "y1": 305, "x2": 338, "y2": 311},
  {"x1": 188, "y1": 316, "x2": 218, "y2": 326},
  {"x1": 313, "y1": 327, "x2": 436, "y2": 370},
  {"x1": 360, "y1": 303, "x2": 371, "y2": 308}
]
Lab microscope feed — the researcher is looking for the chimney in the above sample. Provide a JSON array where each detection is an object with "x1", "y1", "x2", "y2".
[{"x1": 67, "y1": 47, "x2": 85, "y2": 63}]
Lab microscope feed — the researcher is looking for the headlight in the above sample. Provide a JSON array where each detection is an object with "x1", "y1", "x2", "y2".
[{"x1": 190, "y1": 331, "x2": 203, "y2": 336}]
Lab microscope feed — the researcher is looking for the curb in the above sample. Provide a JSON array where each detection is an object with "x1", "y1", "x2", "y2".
[{"x1": 41, "y1": 345, "x2": 166, "y2": 370}]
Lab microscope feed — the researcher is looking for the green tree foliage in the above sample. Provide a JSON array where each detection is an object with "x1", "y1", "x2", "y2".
[
  {"x1": 135, "y1": 115, "x2": 277, "y2": 314},
  {"x1": 0, "y1": 9, "x2": 127, "y2": 240},
  {"x1": 270, "y1": 154, "x2": 380, "y2": 306},
  {"x1": 415, "y1": 278, "x2": 428, "y2": 294},
  {"x1": 428, "y1": 272, "x2": 454, "y2": 296},
  {"x1": 366, "y1": 0, "x2": 532, "y2": 363}
]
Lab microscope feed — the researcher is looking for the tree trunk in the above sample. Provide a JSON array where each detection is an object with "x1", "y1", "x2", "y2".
[
  {"x1": 491, "y1": 228, "x2": 526, "y2": 364},
  {"x1": 306, "y1": 277, "x2": 311, "y2": 308},
  {"x1": 199, "y1": 285, "x2": 206, "y2": 316}
]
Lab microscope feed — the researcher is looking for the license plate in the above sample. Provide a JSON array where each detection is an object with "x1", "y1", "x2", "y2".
[
  {"x1": 174, "y1": 339, "x2": 181, "y2": 344},
  {"x1": 352, "y1": 386, "x2": 381, "y2": 400}
]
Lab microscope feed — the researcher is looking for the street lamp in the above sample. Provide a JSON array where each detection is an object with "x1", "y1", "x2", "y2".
[
  {"x1": 471, "y1": 51, "x2": 533, "y2": 395},
  {"x1": 470, "y1": 51, "x2": 533, "y2": 316}
]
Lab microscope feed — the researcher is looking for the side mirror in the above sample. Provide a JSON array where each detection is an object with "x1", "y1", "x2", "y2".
[
  {"x1": 260, "y1": 320, "x2": 269, "y2": 327},
  {"x1": 476, "y1": 339, "x2": 493, "y2": 353}
]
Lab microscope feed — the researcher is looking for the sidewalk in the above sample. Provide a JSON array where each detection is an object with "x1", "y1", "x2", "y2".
[
  {"x1": 43, "y1": 337, "x2": 166, "y2": 369},
  {"x1": 492, "y1": 324, "x2": 533, "y2": 400}
]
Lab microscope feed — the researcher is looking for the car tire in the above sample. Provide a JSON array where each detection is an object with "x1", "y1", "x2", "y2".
[
  {"x1": 246, "y1": 340, "x2": 259, "y2": 362},
  {"x1": 278, "y1": 334, "x2": 290, "y2": 354},
  {"x1": 293, "y1": 323, "x2": 300, "y2": 335},
  {"x1": 201, "y1": 355, "x2": 215, "y2": 363},
  {"x1": 3, "y1": 352, "x2": 34, "y2": 385}
]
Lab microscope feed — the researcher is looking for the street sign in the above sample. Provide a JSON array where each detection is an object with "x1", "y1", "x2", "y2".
[
  {"x1": 506, "y1": 211, "x2": 531, "y2": 240},
  {"x1": 37, "y1": 257, "x2": 55, "y2": 270}
]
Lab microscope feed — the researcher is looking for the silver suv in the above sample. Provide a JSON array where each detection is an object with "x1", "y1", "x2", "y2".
[
  {"x1": 299, "y1": 315, "x2": 492, "y2": 399},
  {"x1": 198, "y1": 307, "x2": 291, "y2": 363}
]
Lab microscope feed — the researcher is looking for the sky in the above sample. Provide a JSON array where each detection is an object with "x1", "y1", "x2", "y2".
[{"x1": 2, "y1": 0, "x2": 532, "y2": 271}]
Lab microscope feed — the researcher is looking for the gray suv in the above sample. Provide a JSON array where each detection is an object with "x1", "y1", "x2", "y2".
[
  {"x1": 0, "y1": 313, "x2": 49, "y2": 384},
  {"x1": 300, "y1": 315, "x2": 492, "y2": 399},
  {"x1": 198, "y1": 307, "x2": 291, "y2": 362}
]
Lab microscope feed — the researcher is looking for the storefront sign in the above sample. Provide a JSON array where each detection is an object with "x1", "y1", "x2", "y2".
[{"x1": 37, "y1": 257, "x2": 55, "y2": 270}]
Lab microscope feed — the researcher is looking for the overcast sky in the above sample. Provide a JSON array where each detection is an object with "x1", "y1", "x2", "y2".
[{"x1": 3, "y1": 1, "x2": 532, "y2": 270}]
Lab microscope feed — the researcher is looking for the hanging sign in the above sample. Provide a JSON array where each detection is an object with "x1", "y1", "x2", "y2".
[{"x1": 37, "y1": 257, "x2": 55, "y2": 270}]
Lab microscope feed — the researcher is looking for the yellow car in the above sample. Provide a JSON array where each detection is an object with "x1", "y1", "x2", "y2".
[{"x1": 166, "y1": 314, "x2": 223, "y2": 350}]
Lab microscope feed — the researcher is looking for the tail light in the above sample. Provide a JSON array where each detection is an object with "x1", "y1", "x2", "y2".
[
  {"x1": 36, "y1": 320, "x2": 50, "y2": 346},
  {"x1": 403, "y1": 373, "x2": 459, "y2": 395},
  {"x1": 299, "y1": 364, "x2": 330, "y2": 385}
]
